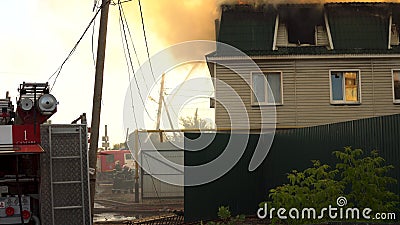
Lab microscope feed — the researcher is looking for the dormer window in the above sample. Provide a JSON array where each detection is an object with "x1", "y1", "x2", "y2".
[
  {"x1": 315, "y1": 25, "x2": 329, "y2": 46},
  {"x1": 276, "y1": 23, "x2": 329, "y2": 47},
  {"x1": 390, "y1": 24, "x2": 399, "y2": 46},
  {"x1": 274, "y1": 5, "x2": 327, "y2": 48},
  {"x1": 286, "y1": 10, "x2": 317, "y2": 45}
]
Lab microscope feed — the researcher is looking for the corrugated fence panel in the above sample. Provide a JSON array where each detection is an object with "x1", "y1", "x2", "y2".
[
  {"x1": 185, "y1": 114, "x2": 400, "y2": 222},
  {"x1": 141, "y1": 150, "x2": 184, "y2": 199}
]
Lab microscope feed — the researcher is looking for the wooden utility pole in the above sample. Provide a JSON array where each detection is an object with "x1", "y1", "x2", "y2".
[
  {"x1": 102, "y1": 124, "x2": 109, "y2": 150},
  {"x1": 194, "y1": 108, "x2": 199, "y2": 128},
  {"x1": 155, "y1": 73, "x2": 166, "y2": 131},
  {"x1": 155, "y1": 73, "x2": 176, "y2": 141},
  {"x1": 134, "y1": 129, "x2": 139, "y2": 203},
  {"x1": 88, "y1": 0, "x2": 110, "y2": 220},
  {"x1": 161, "y1": 96, "x2": 176, "y2": 137},
  {"x1": 156, "y1": 73, "x2": 166, "y2": 141}
]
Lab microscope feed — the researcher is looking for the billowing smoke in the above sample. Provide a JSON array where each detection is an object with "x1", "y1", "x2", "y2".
[
  {"x1": 139, "y1": 0, "x2": 221, "y2": 45},
  {"x1": 219, "y1": 0, "x2": 400, "y2": 5},
  {"x1": 138, "y1": 0, "x2": 400, "y2": 46}
]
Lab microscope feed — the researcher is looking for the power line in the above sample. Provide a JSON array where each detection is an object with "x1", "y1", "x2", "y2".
[
  {"x1": 122, "y1": 31, "x2": 161, "y2": 201},
  {"x1": 160, "y1": 91, "x2": 180, "y2": 125},
  {"x1": 110, "y1": 0, "x2": 132, "y2": 5},
  {"x1": 117, "y1": 3, "x2": 159, "y2": 200},
  {"x1": 118, "y1": 1, "x2": 154, "y2": 121},
  {"x1": 91, "y1": 13, "x2": 97, "y2": 67},
  {"x1": 119, "y1": 3, "x2": 149, "y2": 92},
  {"x1": 47, "y1": 3, "x2": 105, "y2": 91},
  {"x1": 168, "y1": 105, "x2": 180, "y2": 122},
  {"x1": 138, "y1": 0, "x2": 156, "y2": 81},
  {"x1": 165, "y1": 94, "x2": 214, "y2": 98},
  {"x1": 165, "y1": 89, "x2": 214, "y2": 93},
  {"x1": 118, "y1": 2, "x2": 161, "y2": 197},
  {"x1": 92, "y1": 0, "x2": 99, "y2": 11},
  {"x1": 169, "y1": 102, "x2": 211, "y2": 107},
  {"x1": 91, "y1": 0, "x2": 99, "y2": 67}
]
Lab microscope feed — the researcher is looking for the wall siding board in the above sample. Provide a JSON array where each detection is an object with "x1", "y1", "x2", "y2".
[{"x1": 215, "y1": 57, "x2": 400, "y2": 128}]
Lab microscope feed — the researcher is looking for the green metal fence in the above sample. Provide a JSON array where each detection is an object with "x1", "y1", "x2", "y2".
[{"x1": 184, "y1": 114, "x2": 400, "y2": 222}]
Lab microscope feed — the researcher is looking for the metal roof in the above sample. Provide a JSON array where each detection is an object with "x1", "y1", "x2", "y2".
[
  {"x1": 326, "y1": 4, "x2": 390, "y2": 50},
  {"x1": 208, "y1": 46, "x2": 400, "y2": 58},
  {"x1": 216, "y1": 3, "x2": 400, "y2": 56},
  {"x1": 217, "y1": 5, "x2": 276, "y2": 52}
]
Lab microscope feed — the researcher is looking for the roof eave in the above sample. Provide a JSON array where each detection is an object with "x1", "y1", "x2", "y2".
[{"x1": 207, "y1": 53, "x2": 400, "y2": 61}]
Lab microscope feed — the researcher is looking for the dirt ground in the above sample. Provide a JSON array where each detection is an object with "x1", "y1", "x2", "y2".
[{"x1": 93, "y1": 182, "x2": 183, "y2": 224}]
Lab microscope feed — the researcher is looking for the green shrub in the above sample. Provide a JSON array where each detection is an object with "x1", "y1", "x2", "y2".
[
  {"x1": 206, "y1": 206, "x2": 245, "y2": 225},
  {"x1": 334, "y1": 148, "x2": 398, "y2": 212},
  {"x1": 263, "y1": 147, "x2": 399, "y2": 224}
]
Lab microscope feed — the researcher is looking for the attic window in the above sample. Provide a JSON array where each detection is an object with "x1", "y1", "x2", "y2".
[
  {"x1": 287, "y1": 17, "x2": 315, "y2": 45},
  {"x1": 279, "y1": 6, "x2": 324, "y2": 46}
]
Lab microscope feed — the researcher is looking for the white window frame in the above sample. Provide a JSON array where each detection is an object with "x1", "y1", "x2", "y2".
[
  {"x1": 251, "y1": 71, "x2": 283, "y2": 106},
  {"x1": 329, "y1": 69, "x2": 362, "y2": 105},
  {"x1": 392, "y1": 69, "x2": 400, "y2": 104}
]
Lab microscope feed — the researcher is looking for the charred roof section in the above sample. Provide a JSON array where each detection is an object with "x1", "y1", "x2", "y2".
[
  {"x1": 326, "y1": 3, "x2": 390, "y2": 50},
  {"x1": 215, "y1": 3, "x2": 400, "y2": 56},
  {"x1": 278, "y1": 4, "x2": 324, "y2": 46},
  {"x1": 217, "y1": 4, "x2": 276, "y2": 52}
]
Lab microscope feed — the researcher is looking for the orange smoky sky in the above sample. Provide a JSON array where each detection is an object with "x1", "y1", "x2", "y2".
[
  {"x1": 219, "y1": 0, "x2": 400, "y2": 5},
  {"x1": 119, "y1": 0, "x2": 400, "y2": 50},
  {"x1": 118, "y1": 0, "x2": 221, "y2": 48}
]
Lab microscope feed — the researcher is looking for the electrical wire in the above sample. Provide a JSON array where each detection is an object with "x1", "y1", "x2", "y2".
[
  {"x1": 118, "y1": 2, "x2": 154, "y2": 121},
  {"x1": 123, "y1": 44, "x2": 161, "y2": 200},
  {"x1": 163, "y1": 91, "x2": 180, "y2": 120},
  {"x1": 47, "y1": 3, "x2": 106, "y2": 91},
  {"x1": 154, "y1": 64, "x2": 197, "y2": 127},
  {"x1": 119, "y1": 3, "x2": 160, "y2": 199},
  {"x1": 138, "y1": 0, "x2": 156, "y2": 82},
  {"x1": 91, "y1": 15, "x2": 97, "y2": 67},
  {"x1": 165, "y1": 93, "x2": 214, "y2": 98},
  {"x1": 91, "y1": 0, "x2": 99, "y2": 67},
  {"x1": 110, "y1": 0, "x2": 132, "y2": 5},
  {"x1": 93, "y1": 0, "x2": 99, "y2": 11},
  {"x1": 126, "y1": 1, "x2": 171, "y2": 200},
  {"x1": 118, "y1": 1, "x2": 161, "y2": 196},
  {"x1": 119, "y1": 3, "x2": 149, "y2": 91}
]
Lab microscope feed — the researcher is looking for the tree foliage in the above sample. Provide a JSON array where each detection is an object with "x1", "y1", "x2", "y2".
[
  {"x1": 333, "y1": 148, "x2": 398, "y2": 212},
  {"x1": 264, "y1": 147, "x2": 399, "y2": 224},
  {"x1": 205, "y1": 206, "x2": 245, "y2": 225},
  {"x1": 268, "y1": 160, "x2": 344, "y2": 212},
  {"x1": 179, "y1": 116, "x2": 213, "y2": 129},
  {"x1": 112, "y1": 142, "x2": 127, "y2": 150}
]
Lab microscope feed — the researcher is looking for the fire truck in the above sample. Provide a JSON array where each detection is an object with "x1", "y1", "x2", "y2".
[
  {"x1": 97, "y1": 150, "x2": 134, "y2": 175},
  {"x1": 0, "y1": 83, "x2": 91, "y2": 225}
]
